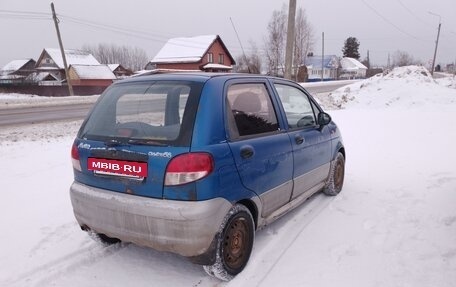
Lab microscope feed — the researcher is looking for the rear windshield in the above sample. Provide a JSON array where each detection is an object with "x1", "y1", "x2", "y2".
[{"x1": 78, "y1": 80, "x2": 202, "y2": 146}]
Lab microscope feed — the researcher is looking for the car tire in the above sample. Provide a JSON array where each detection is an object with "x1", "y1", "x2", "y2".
[
  {"x1": 203, "y1": 204, "x2": 255, "y2": 281},
  {"x1": 323, "y1": 152, "x2": 345, "y2": 196}
]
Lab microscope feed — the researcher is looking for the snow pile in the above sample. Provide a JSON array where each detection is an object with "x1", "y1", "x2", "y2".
[
  {"x1": 326, "y1": 65, "x2": 456, "y2": 110},
  {"x1": 0, "y1": 120, "x2": 83, "y2": 143},
  {"x1": 436, "y1": 75, "x2": 456, "y2": 89}
]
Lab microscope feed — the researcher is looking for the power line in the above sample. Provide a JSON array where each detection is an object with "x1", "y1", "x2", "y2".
[
  {"x1": 396, "y1": 0, "x2": 433, "y2": 28},
  {"x1": 59, "y1": 15, "x2": 170, "y2": 44},
  {"x1": 0, "y1": 9, "x2": 49, "y2": 16},
  {"x1": 361, "y1": 0, "x2": 427, "y2": 42},
  {"x1": 58, "y1": 14, "x2": 234, "y2": 52},
  {"x1": 0, "y1": 9, "x2": 51, "y2": 20},
  {"x1": 2, "y1": 9, "x2": 254, "y2": 56},
  {"x1": 396, "y1": 1, "x2": 456, "y2": 39}
]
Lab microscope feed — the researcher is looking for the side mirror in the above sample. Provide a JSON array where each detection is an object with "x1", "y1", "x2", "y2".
[{"x1": 317, "y1": 112, "x2": 332, "y2": 126}]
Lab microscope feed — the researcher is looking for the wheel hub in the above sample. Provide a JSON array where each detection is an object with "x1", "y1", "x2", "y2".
[{"x1": 224, "y1": 218, "x2": 249, "y2": 269}]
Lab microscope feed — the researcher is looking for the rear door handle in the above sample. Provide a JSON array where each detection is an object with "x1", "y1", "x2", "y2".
[
  {"x1": 295, "y1": 135, "x2": 304, "y2": 145},
  {"x1": 240, "y1": 146, "x2": 254, "y2": 159}
]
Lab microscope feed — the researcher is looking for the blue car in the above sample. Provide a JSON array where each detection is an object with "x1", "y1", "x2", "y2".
[{"x1": 70, "y1": 73, "x2": 345, "y2": 280}]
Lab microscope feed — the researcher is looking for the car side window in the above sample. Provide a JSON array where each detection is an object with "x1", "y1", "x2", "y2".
[
  {"x1": 227, "y1": 83, "x2": 279, "y2": 138},
  {"x1": 274, "y1": 84, "x2": 317, "y2": 129}
]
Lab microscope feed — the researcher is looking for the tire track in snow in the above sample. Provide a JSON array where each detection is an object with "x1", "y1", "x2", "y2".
[
  {"x1": 29, "y1": 223, "x2": 75, "y2": 257},
  {"x1": 229, "y1": 193, "x2": 334, "y2": 286},
  {"x1": 3, "y1": 241, "x2": 127, "y2": 286}
]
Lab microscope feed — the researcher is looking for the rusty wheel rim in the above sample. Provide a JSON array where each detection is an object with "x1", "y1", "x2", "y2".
[
  {"x1": 334, "y1": 158, "x2": 345, "y2": 190},
  {"x1": 223, "y1": 217, "x2": 250, "y2": 271}
]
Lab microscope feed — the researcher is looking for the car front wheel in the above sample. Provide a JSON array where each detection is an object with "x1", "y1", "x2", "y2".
[
  {"x1": 203, "y1": 204, "x2": 255, "y2": 281},
  {"x1": 323, "y1": 152, "x2": 345, "y2": 196}
]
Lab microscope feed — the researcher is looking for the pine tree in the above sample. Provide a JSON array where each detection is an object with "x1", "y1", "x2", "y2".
[{"x1": 342, "y1": 37, "x2": 360, "y2": 59}]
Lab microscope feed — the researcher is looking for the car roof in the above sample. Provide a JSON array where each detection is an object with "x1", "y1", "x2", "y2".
[{"x1": 115, "y1": 72, "x2": 287, "y2": 85}]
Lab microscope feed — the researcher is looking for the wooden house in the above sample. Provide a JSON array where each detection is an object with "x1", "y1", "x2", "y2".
[
  {"x1": 68, "y1": 65, "x2": 116, "y2": 86},
  {"x1": 108, "y1": 64, "x2": 133, "y2": 79},
  {"x1": 146, "y1": 35, "x2": 235, "y2": 72},
  {"x1": 339, "y1": 57, "x2": 368, "y2": 79},
  {"x1": 35, "y1": 48, "x2": 101, "y2": 85},
  {"x1": 0, "y1": 59, "x2": 36, "y2": 84},
  {"x1": 304, "y1": 55, "x2": 339, "y2": 82}
]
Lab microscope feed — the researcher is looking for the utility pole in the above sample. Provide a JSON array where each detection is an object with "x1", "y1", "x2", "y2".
[
  {"x1": 51, "y1": 2, "x2": 74, "y2": 96},
  {"x1": 452, "y1": 59, "x2": 456, "y2": 76},
  {"x1": 454, "y1": 59, "x2": 456, "y2": 77},
  {"x1": 429, "y1": 12, "x2": 441, "y2": 77},
  {"x1": 387, "y1": 53, "x2": 391, "y2": 70},
  {"x1": 321, "y1": 32, "x2": 324, "y2": 82},
  {"x1": 367, "y1": 50, "x2": 370, "y2": 69},
  {"x1": 284, "y1": 0, "x2": 296, "y2": 80}
]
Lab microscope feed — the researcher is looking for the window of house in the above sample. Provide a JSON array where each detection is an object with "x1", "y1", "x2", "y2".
[
  {"x1": 219, "y1": 54, "x2": 224, "y2": 64},
  {"x1": 226, "y1": 83, "x2": 279, "y2": 138},
  {"x1": 207, "y1": 53, "x2": 213, "y2": 63}
]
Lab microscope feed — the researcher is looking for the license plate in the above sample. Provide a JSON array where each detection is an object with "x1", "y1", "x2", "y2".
[{"x1": 88, "y1": 158, "x2": 148, "y2": 178}]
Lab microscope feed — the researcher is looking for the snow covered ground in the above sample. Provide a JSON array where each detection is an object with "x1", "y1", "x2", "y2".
[
  {"x1": 0, "y1": 66, "x2": 455, "y2": 286},
  {"x1": 0, "y1": 93, "x2": 99, "y2": 109}
]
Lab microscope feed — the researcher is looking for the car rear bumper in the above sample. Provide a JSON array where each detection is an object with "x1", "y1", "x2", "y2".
[{"x1": 69, "y1": 181, "x2": 232, "y2": 260}]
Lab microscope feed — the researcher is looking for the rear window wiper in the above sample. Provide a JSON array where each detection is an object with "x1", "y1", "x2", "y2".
[
  {"x1": 105, "y1": 138, "x2": 129, "y2": 147},
  {"x1": 127, "y1": 139, "x2": 167, "y2": 146}
]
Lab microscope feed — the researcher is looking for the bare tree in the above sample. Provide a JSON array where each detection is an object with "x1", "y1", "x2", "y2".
[
  {"x1": 392, "y1": 50, "x2": 421, "y2": 67},
  {"x1": 264, "y1": 5, "x2": 314, "y2": 78},
  {"x1": 234, "y1": 41, "x2": 262, "y2": 74},
  {"x1": 82, "y1": 43, "x2": 149, "y2": 71},
  {"x1": 293, "y1": 8, "x2": 314, "y2": 81},
  {"x1": 264, "y1": 5, "x2": 287, "y2": 76}
]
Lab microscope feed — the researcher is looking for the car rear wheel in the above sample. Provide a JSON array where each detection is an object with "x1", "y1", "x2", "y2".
[
  {"x1": 323, "y1": 152, "x2": 345, "y2": 196},
  {"x1": 203, "y1": 204, "x2": 254, "y2": 281}
]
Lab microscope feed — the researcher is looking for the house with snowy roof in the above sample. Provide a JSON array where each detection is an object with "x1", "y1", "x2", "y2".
[
  {"x1": 0, "y1": 59, "x2": 36, "y2": 84},
  {"x1": 339, "y1": 57, "x2": 367, "y2": 79},
  {"x1": 146, "y1": 35, "x2": 235, "y2": 72},
  {"x1": 34, "y1": 48, "x2": 101, "y2": 84},
  {"x1": 108, "y1": 64, "x2": 133, "y2": 79},
  {"x1": 304, "y1": 55, "x2": 339, "y2": 82},
  {"x1": 68, "y1": 65, "x2": 116, "y2": 86}
]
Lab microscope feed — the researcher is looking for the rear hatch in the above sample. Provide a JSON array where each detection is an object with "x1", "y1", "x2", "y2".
[{"x1": 72, "y1": 79, "x2": 203, "y2": 199}]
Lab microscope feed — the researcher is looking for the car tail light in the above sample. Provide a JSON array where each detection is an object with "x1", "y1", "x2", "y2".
[
  {"x1": 165, "y1": 153, "x2": 214, "y2": 186},
  {"x1": 71, "y1": 144, "x2": 82, "y2": 172}
]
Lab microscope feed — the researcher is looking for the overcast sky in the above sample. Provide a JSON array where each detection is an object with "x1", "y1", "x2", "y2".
[{"x1": 1, "y1": 0, "x2": 455, "y2": 69}]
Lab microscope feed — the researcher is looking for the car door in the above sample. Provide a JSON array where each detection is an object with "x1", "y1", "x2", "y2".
[
  {"x1": 226, "y1": 81, "x2": 293, "y2": 217},
  {"x1": 273, "y1": 82, "x2": 332, "y2": 199}
]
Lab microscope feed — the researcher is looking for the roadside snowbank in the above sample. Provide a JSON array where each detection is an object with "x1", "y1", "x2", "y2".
[
  {"x1": 324, "y1": 65, "x2": 456, "y2": 110},
  {"x1": 0, "y1": 93, "x2": 99, "y2": 109},
  {"x1": 0, "y1": 119, "x2": 83, "y2": 143}
]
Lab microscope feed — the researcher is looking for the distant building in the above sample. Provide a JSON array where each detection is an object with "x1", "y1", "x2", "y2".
[
  {"x1": 0, "y1": 48, "x2": 118, "y2": 96},
  {"x1": 339, "y1": 57, "x2": 368, "y2": 79},
  {"x1": 304, "y1": 55, "x2": 339, "y2": 81},
  {"x1": 146, "y1": 35, "x2": 235, "y2": 72},
  {"x1": 35, "y1": 48, "x2": 101, "y2": 85},
  {"x1": 27, "y1": 72, "x2": 60, "y2": 86},
  {"x1": 0, "y1": 59, "x2": 36, "y2": 84},
  {"x1": 108, "y1": 64, "x2": 133, "y2": 79},
  {"x1": 68, "y1": 65, "x2": 116, "y2": 86}
]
